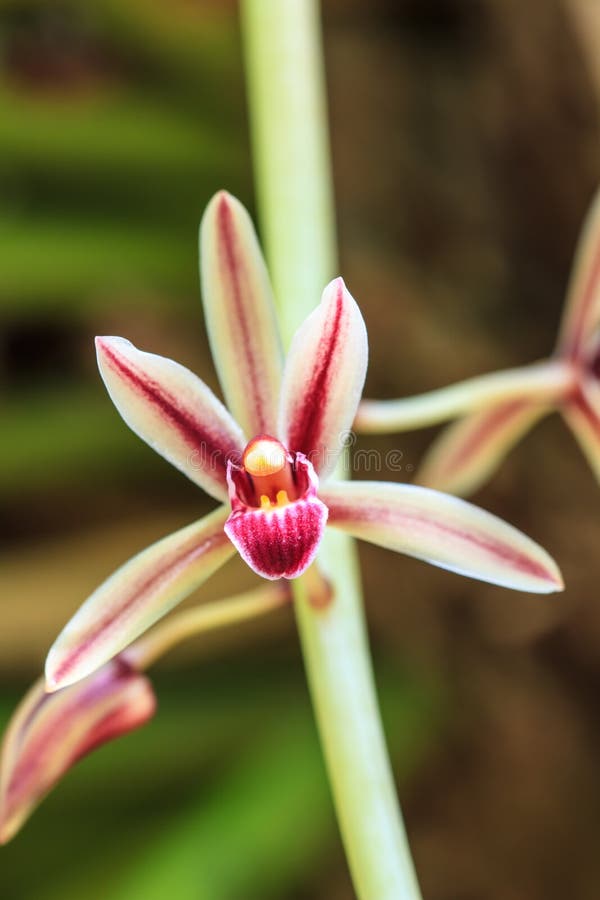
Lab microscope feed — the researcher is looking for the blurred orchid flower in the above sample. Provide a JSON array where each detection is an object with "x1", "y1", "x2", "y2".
[
  {"x1": 0, "y1": 584, "x2": 287, "y2": 843},
  {"x1": 355, "y1": 188, "x2": 600, "y2": 497},
  {"x1": 44, "y1": 191, "x2": 562, "y2": 694}
]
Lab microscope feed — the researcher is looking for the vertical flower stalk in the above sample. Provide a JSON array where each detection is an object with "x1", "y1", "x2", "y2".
[{"x1": 241, "y1": 2, "x2": 422, "y2": 898}]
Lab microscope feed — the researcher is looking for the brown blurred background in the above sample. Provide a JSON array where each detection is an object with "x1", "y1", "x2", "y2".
[{"x1": 2, "y1": 1, "x2": 600, "y2": 898}]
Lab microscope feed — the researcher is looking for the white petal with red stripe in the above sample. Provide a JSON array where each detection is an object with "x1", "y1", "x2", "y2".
[
  {"x1": 200, "y1": 191, "x2": 283, "y2": 436},
  {"x1": 562, "y1": 379, "x2": 600, "y2": 483},
  {"x1": 354, "y1": 361, "x2": 570, "y2": 433},
  {"x1": 416, "y1": 400, "x2": 551, "y2": 496},
  {"x1": 0, "y1": 659, "x2": 155, "y2": 844},
  {"x1": 45, "y1": 507, "x2": 234, "y2": 690},
  {"x1": 322, "y1": 480, "x2": 563, "y2": 593},
  {"x1": 278, "y1": 277, "x2": 368, "y2": 480},
  {"x1": 557, "y1": 186, "x2": 600, "y2": 357},
  {"x1": 96, "y1": 336, "x2": 245, "y2": 502}
]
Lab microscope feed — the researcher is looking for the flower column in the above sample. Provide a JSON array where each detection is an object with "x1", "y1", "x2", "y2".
[{"x1": 241, "y1": 2, "x2": 422, "y2": 898}]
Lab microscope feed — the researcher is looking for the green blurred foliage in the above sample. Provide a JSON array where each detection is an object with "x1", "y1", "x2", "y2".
[{"x1": 0, "y1": 0, "x2": 252, "y2": 501}]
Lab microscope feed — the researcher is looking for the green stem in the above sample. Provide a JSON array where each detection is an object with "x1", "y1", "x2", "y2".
[
  {"x1": 241, "y1": 2, "x2": 422, "y2": 897},
  {"x1": 240, "y1": 0, "x2": 337, "y2": 340}
]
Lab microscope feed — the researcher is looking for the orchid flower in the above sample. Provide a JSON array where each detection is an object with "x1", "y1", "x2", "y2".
[
  {"x1": 43, "y1": 191, "x2": 562, "y2": 695},
  {"x1": 0, "y1": 584, "x2": 287, "y2": 843},
  {"x1": 355, "y1": 187, "x2": 600, "y2": 497}
]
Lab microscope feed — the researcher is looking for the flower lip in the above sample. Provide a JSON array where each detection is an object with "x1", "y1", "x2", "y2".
[{"x1": 225, "y1": 449, "x2": 328, "y2": 579}]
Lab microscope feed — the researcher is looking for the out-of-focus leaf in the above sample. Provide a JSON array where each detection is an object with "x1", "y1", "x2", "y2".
[
  {"x1": 0, "y1": 218, "x2": 194, "y2": 312},
  {"x1": 93, "y1": 0, "x2": 243, "y2": 115},
  {"x1": 0, "y1": 91, "x2": 240, "y2": 184},
  {"x1": 0, "y1": 387, "x2": 160, "y2": 495},
  {"x1": 107, "y1": 711, "x2": 333, "y2": 900},
  {"x1": 0, "y1": 82, "x2": 247, "y2": 225}
]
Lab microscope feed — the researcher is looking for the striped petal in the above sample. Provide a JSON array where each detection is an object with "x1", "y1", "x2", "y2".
[
  {"x1": 200, "y1": 191, "x2": 283, "y2": 436},
  {"x1": 354, "y1": 361, "x2": 572, "y2": 433},
  {"x1": 278, "y1": 277, "x2": 368, "y2": 480},
  {"x1": 96, "y1": 336, "x2": 245, "y2": 502},
  {"x1": 557, "y1": 186, "x2": 600, "y2": 358},
  {"x1": 416, "y1": 400, "x2": 551, "y2": 497},
  {"x1": 562, "y1": 381, "x2": 600, "y2": 482},
  {"x1": 45, "y1": 507, "x2": 234, "y2": 691},
  {"x1": 0, "y1": 660, "x2": 155, "y2": 844},
  {"x1": 322, "y1": 481, "x2": 563, "y2": 593}
]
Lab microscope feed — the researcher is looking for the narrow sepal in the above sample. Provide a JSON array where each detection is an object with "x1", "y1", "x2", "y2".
[
  {"x1": 416, "y1": 400, "x2": 551, "y2": 496},
  {"x1": 562, "y1": 382, "x2": 600, "y2": 483},
  {"x1": 557, "y1": 186, "x2": 600, "y2": 357},
  {"x1": 96, "y1": 336, "x2": 245, "y2": 502},
  {"x1": 278, "y1": 277, "x2": 368, "y2": 479},
  {"x1": 45, "y1": 507, "x2": 234, "y2": 690},
  {"x1": 200, "y1": 191, "x2": 283, "y2": 436},
  {"x1": 322, "y1": 480, "x2": 563, "y2": 593},
  {"x1": 0, "y1": 659, "x2": 155, "y2": 844},
  {"x1": 354, "y1": 361, "x2": 571, "y2": 433}
]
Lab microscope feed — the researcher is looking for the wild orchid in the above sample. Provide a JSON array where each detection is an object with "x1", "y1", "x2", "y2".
[
  {"x1": 41, "y1": 191, "x2": 563, "y2": 694},
  {"x1": 1, "y1": 190, "x2": 562, "y2": 845},
  {"x1": 355, "y1": 187, "x2": 600, "y2": 497}
]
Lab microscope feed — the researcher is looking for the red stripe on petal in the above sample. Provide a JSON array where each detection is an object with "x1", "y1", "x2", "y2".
[
  {"x1": 436, "y1": 399, "x2": 529, "y2": 477},
  {"x1": 324, "y1": 483, "x2": 562, "y2": 591},
  {"x1": 332, "y1": 502, "x2": 552, "y2": 582},
  {"x1": 99, "y1": 339, "x2": 240, "y2": 483},
  {"x1": 216, "y1": 196, "x2": 271, "y2": 433},
  {"x1": 17, "y1": 662, "x2": 151, "y2": 777},
  {"x1": 225, "y1": 497, "x2": 328, "y2": 580},
  {"x1": 561, "y1": 231, "x2": 600, "y2": 359},
  {"x1": 49, "y1": 526, "x2": 230, "y2": 689},
  {"x1": 285, "y1": 281, "x2": 345, "y2": 460},
  {"x1": 570, "y1": 384, "x2": 600, "y2": 433},
  {"x1": 433, "y1": 518, "x2": 552, "y2": 582}
]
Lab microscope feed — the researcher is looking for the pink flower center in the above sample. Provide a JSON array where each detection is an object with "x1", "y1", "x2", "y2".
[{"x1": 224, "y1": 436, "x2": 329, "y2": 580}]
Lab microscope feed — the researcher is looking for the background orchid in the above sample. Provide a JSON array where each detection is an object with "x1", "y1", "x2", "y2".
[{"x1": 355, "y1": 187, "x2": 600, "y2": 498}]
